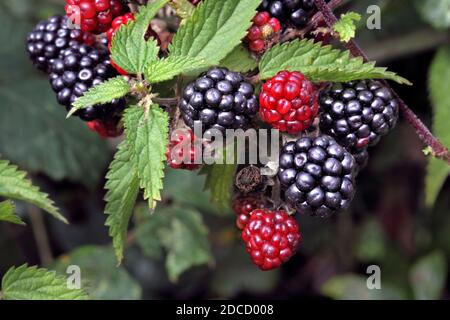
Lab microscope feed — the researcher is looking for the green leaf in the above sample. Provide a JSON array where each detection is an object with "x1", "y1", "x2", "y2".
[
  {"x1": 409, "y1": 251, "x2": 447, "y2": 300},
  {"x1": 104, "y1": 140, "x2": 140, "y2": 264},
  {"x1": 259, "y1": 39, "x2": 412, "y2": 85},
  {"x1": 169, "y1": 0, "x2": 195, "y2": 20},
  {"x1": 415, "y1": 0, "x2": 450, "y2": 30},
  {"x1": 164, "y1": 169, "x2": 222, "y2": 215},
  {"x1": 321, "y1": 274, "x2": 406, "y2": 300},
  {"x1": 1, "y1": 264, "x2": 88, "y2": 300},
  {"x1": 333, "y1": 12, "x2": 361, "y2": 43},
  {"x1": 199, "y1": 163, "x2": 237, "y2": 214},
  {"x1": 145, "y1": 56, "x2": 209, "y2": 83},
  {"x1": 169, "y1": 0, "x2": 261, "y2": 65},
  {"x1": 111, "y1": 0, "x2": 168, "y2": 74},
  {"x1": 426, "y1": 46, "x2": 450, "y2": 206},
  {"x1": 0, "y1": 159, "x2": 66, "y2": 223},
  {"x1": 220, "y1": 44, "x2": 258, "y2": 73},
  {"x1": 0, "y1": 200, "x2": 24, "y2": 226},
  {"x1": 124, "y1": 106, "x2": 169, "y2": 210},
  {"x1": 68, "y1": 77, "x2": 130, "y2": 117},
  {"x1": 0, "y1": 79, "x2": 110, "y2": 188},
  {"x1": 53, "y1": 246, "x2": 141, "y2": 300},
  {"x1": 134, "y1": 205, "x2": 213, "y2": 282}
]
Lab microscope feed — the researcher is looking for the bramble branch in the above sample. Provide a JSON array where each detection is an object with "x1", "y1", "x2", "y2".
[{"x1": 314, "y1": 0, "x2": 450, "y2": 165}]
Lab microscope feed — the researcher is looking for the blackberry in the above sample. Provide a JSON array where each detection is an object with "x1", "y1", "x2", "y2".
[
  {"x1": 319, "y1": 80, "x2": 399, "y2": 151},
  {"x1": 259, "y1": 0, "x2": 330, "y2": 28},
  {"x1": 259, "y1": 70, "x2": 318, "y2": 134},
  {"x1": 242, "y1": 209, "x2": 301, "y2": 270},
  {"x1": 65, "y1": 0, "x2": 129, "y2": 34},
  {"x1": 278, "y1": 135, "x2": 357, "y2": 218},
  {"x1": 49, "y1": 43, "x2": 125, "y2": 121},
  {"x1": 26, "y1": 15, "x2": 94, "y2": 73},
  {"x1": 180, "y1": 68, "x2": 259, "y2": 134}
]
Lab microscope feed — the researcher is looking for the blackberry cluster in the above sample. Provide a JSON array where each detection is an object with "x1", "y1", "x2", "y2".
[
  {"x1": 259, "y1": 0, "x2": 330, "y2": 28},
  {"x1": 278, "y1": 135, "x2": 357, "y2": 218},
  {"x1": 26, "y1": 15, "x2": 94, "y2": 72},
  {"x1": 180, "y1": 68, "x2": 259, "y2": 135},
  {"x1": 49, "y1": 43, "x2": 125, "y2": 121}
]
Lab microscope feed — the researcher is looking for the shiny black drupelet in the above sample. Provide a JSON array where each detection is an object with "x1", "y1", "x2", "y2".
[{"x1": 278, "y1": 135, "x2": 357, "y2": 217}]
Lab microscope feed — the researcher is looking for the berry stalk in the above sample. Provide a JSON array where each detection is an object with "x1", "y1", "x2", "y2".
[{"x1": 313, "y1": 0, "x2": 450, "y2": 165}]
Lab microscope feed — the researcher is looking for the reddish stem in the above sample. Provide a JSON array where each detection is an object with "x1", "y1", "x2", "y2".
[{"x1": 314, "y1": 0, "x2": 450, "y2": 165}]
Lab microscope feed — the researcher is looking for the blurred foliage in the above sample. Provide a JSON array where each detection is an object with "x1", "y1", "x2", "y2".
[
  {"x1": 53, "y1": 246, "x2": 141, "y2": 299},
  {"x1": 0, "y1": 0, "x2": 450, "y2": 300},
  {"x1": 426, "y1": 47, "x2": 450, "y2": 206}
]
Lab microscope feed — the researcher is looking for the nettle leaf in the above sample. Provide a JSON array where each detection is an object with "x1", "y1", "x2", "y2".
[
  {"x1": 259, "y1": 39, "x2": 411, "y2": 85},
  {"x1": 409, "y1": 251, "x2": 447, "y2": 300},
  {"x1": 104, "y1": 140, "x2": 140, "y2": 263},
  {"x1": 124, "y1": 106, "x2": 169, "y2": 209},
  {"x1": 134, "y1": 205, "x2": 213, "y2": 282},
  {"x1": 333, "y1": 12, "x2": 361, "y2": 43},
  {"x1": 426, "y1": 46, "x2": 450, "y2": 206},
  {"x1": 220, "y1": 44, "x2": 258, "y2": 73},
  {"x1": 68, "y1": 77, "x2": 130, "y2": 117},
  {"x1": 415, "y1": 0, "x2": 450, "y2": 30},
  {"x1": 0, "y1": 160, "x2": 66, "y2": 223},
  {"x1": 169, "y1": 0, "x2": 261, "y2": 65},
  {"x1": 0, "y1": 200, "x2": 24, "y2": 226},
  {"x1": 200, "y1": 163, "x2": 237, "y2": 214},
  {"x1": 111, "y1": 0, "x2": 168, "y2": 74},
  {"x1": 1, "y1": 264, "x2": 88, "y2": 300},
  {"x1": 170, "y1": 0, "x2": 195, "y2": 20},
  {"x1": 145, "y1": 56, "x2": 209, "y2": 83}
]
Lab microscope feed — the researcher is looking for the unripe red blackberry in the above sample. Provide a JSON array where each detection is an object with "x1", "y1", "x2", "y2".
[
  {"x1": 26, "y1": 15, "x2": 95, "y2": 73},
  {"x1": 260, "y1": 71, "x2": 318, "y2": 134},
  {"x1": 180, "y1": 68, "x2": 259, "y2": 135},
  {"x1": 233, "y1": 196, "x2": 265, "y2": 230},
  {"x1": 245, "y1": 12, "x2": 281, "y2": 53},
  {"x1": 166, "y1": 129, "x2": 201, "y2": 170},
  {"x1": 278, "y1": 135, "x2": 357, "y2": 218},
  {"x1": 87, "y1": 117, "x2": 123, "y2": 138},
  {"x1": 319, "y1": 80, "x2": 399, "y2": 151},
  {"x1": 242, "y1": 209, "x2": 301, "y2": 270},
  {"x1": 65, "y1": 0, "x2": 129, "y2": 34}
]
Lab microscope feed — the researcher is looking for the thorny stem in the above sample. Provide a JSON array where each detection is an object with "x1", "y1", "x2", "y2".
[{"x1": 314, "y1": 0, "x2": 450, "y2": 165}]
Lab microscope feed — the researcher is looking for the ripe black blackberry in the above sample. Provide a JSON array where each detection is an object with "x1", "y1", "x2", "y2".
[
  {"x1": 180, "y1": 68, "x2": 259, "y2": 134},
  {"x1": 319, "y1": 80, "x2": 399, "y2": 151},
  {"x1": 49, "y1": 43, "x2": 125, "y2": 121},
  {"x1": 26, "y1": 15, "x2": 94, "y2": 73},
  {"x1": 278, "y1": 135, "x2": 357, "y2": 218},
  {"x1": 259, "y1": 0, "x2": 330, "y2": 28}
]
